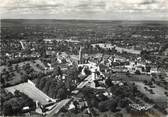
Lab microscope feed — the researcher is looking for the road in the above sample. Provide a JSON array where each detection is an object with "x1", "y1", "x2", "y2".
[
  {"x1": 72, "y1": 75, "x2": 93, "y2": 94},
  {"x1": 46, "y1": 99, "x2": 71, "y2": 117}
]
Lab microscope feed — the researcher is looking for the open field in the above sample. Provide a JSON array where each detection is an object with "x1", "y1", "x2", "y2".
[
  {"x1": 5, "y1": 82, "x2": 55, "y2": 105},
  {"x1": 110, "y1": 73, "x2": 152, "y2": 82},
  {"x1": 135, "y1": 82, "x2": 168, "y2": 108}
]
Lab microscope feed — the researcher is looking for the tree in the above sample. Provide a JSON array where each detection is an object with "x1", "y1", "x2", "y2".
[
  {"x1": 140, "y1": 50, "x2": 150, "y2": 60},
  {"x1": 2, "y1": 91, "x2": 36, "y2": 116},
  {"x1": 119, "y1": 98, "x2": 129, "y2": 108},
  {"x1": 43, "y1": 80, "x2": 52, "y2": 94},
  {"x1": 67, "y1": 67, "x2": 78, "y2": 80},
  {"x1": 54, "y1": 66, "x2": 62, "y2": 76},
  {"x1": 146, "y1": 65, "x2": 151, "y2": 72},
  {"x1": 135, "y1": 70, "x2": 141, "y2": 75},
  {"x1": 143, "y1": 80, "x2": 148, "y2": 84},
  {"x1": 56, "y1": 88, "x2": 67, "y2": 100},
  {"x1": 98, "y1": 99, "x2": 118, "y2": 112},
  {"x1": 36, "y1": 77, "x2": 41, "y2": 88},
  {"x1": 78, "y1": 66, "x2": 83, "y2": 74},
  {"x1": 105, "y1": 77, "x2": 112, "y2": 87},
  {"x1": 38, "y1": 78, "x2": 47, "y2": 89},
  {"x1": 48, "y1": 83, "x2": 56, "y2": 98},
  {"x1": 1, "y1": 77, "x2": 5, "y2": 86},
  {"x1": 126, "y1": 71, "x2": 130, "y2": 77},
  {"x1": 3, "y1": 102, "x2": 13, "y2": 116},
  {"x1": 84, "y1": 68, "x2": 91, "y2": 76},
  {"x1": 114, "y1": 113, "x2": 123, "y2": 117}
]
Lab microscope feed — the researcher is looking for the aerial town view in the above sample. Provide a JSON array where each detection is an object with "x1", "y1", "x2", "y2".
[
  {"x1": 1, "y1": 19, "x2": 168, "y2": 117},
  {"x1": 0, "y1": 0, "x2": 168, "y2": 117}
]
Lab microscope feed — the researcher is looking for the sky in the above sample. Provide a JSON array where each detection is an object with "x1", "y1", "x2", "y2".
[{"x1": 0, "y1": 0, "x2": 168, "y2": 20}]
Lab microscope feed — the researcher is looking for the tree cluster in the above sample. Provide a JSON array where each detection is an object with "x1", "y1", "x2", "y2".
[{"x1": 1, "y1": 90, "x2": 36, "y2": 116}]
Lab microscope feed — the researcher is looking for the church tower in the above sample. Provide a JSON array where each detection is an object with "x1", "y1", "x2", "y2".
[{"x1": 79, "y1": 46, "x2": 83, "y2": 64}]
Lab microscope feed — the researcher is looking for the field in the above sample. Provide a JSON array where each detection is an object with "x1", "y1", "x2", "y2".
[
  {"x1": 135, "y1": 82, "x2": 167, "y2": 108},
  {"x1": 1, "y1": 19, "x2": 168, "y2": 44},
  {"x1": 109, "y1": 73, "x2": 152, "y2": 82},
  {"x1": 5, "y1": 82, "x2": 55, "y2": 105}
]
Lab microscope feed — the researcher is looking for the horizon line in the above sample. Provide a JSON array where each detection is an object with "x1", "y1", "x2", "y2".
[{"x1": 1, "y1": 18, "x2": 168, "y2": 22}]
